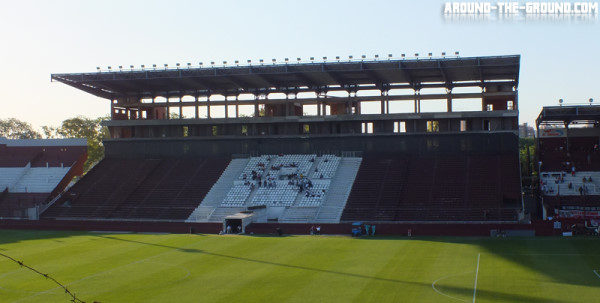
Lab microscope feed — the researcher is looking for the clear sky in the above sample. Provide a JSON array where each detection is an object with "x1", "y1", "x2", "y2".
[{"x1": 0, "y1": 0, "x2": 598, "y2": 130}]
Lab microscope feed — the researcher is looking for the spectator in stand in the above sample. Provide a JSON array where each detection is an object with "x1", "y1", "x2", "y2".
[{"x1": 572, "y1": 166, "x2": 576, "y2": 176}]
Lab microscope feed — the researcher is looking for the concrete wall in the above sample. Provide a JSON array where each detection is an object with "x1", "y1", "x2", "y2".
[{"x1": 0, "y1": 219, "x2": 558, "y2": 236}]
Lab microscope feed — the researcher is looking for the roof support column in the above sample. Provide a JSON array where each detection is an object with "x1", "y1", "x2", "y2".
[
  {"x1": 166, "y1": 97, "x2": 170, "y2": 120},
  {"x1": 414, "y1": 89, "x2": 421, "y2": 113},
  {"x1": 235, "y1": 95, "x2": 239, "y2": 118},
  {"x1": 347, "y1": 91, "x2": 355, "y2": 115},
  {"x1": 179, "y1": 96, "x2": 183, "y2": 119},
  {"x1": 207, "y1": 94, "x2": 212, "y2": 119},
  {"x1": 295, "y1": 93, "x2": 300, "y2": 116},
  {"x1": 317, "y1": 91, "x2": 321, "y2": 116},
  {"x1": 152, "y1": 96, "x2": 158, "y2": 120},
  {"x1": 380, "y1": 89, "x2": 389, "y2": 114},
  {"x1": 224, "y1": 95, "x2": 229, "y2": 118},
  {"x1": 285, "y1": 93, "x2": 290, "y2": 116},
  {"x1": 254, "y1": 94, "x2": 259, "y2": 117},
  {"x1": 481, "y1": 87, "x2": 486, "y2": 111},
  {"x1": 446, "y1": 88, "x2": 453, "y2": 112},
  {"x1": 110, "y1": 98, "x2": 115, "y2": 120},
  {"x1": 385, "y1": 91, "x2": 390, "y2": 114},
  {"x1": 194, "y1": 95, "x2": 199, "y2": 119},
  {"x1": 565, "y1": 121, "x2": 570, "y2": 155},
  {"x1": 380, "y1": 90, "x2": 385, "y2": 114}
]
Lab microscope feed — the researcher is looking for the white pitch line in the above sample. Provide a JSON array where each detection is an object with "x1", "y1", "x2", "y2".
[
  {"x1": 487, "y1": 253, "x2": 598, "y2": 256},
  {"x1": 431, "y1": 272, "x2": 472, "y2": 303},
  {"x1": 472, "y1": 253, "x2": 480, "y2": 303},
  {"x1": 594, "y1": 270, "x2": 600, "y2": 279}
]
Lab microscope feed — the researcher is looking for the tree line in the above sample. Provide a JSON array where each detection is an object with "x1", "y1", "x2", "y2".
[{"x1": 0, "y1": 117, "x2": 109, "y2": 172}]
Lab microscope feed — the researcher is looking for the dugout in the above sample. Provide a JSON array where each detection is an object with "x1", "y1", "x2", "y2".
[{"x1": 224, "y1": 209, "x2": 265, "y2": 234}]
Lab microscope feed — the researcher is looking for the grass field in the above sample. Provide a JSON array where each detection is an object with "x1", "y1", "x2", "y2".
[{"x1": 0, "y1": 230, "x2": 599, "y2": 303}]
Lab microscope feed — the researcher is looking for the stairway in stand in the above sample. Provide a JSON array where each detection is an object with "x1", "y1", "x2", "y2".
[
  {"x1": 314, "y1": 157, "x2": 362, "y2": 223},
  {"x1": 187, "y1": 158, "x2": 248, "y2": 222}
]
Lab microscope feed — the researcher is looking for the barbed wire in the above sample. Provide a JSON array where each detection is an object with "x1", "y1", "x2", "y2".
[{"x1": 0, "y1": 252, "x2": 89, "y2": 303}]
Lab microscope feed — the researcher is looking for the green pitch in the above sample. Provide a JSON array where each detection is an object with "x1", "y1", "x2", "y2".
[{"x1": 0, "y1": 230, "x2": 599, "y2": 303}]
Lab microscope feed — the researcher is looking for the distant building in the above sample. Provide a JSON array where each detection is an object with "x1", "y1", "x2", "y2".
[
  {"x1": 520, "y1": 123, "x2": 535, "y2": 138},
  {"x1": 0, "y1": 138, "x2": 87, "y2": 218}
]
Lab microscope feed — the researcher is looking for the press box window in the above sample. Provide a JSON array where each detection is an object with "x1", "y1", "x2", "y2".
[
  {"x1": 427, "y1": 120, "x2": 439, "y2": 132},
  {"x1": 303, "y1": 124, "x2": 310, "y2": 134},
  {"x1": 362, "y1": 122, "x2": 373, "y2": 134},
  {"x1": 394, "y1": 121, "x2": 406, "y2": 133}
]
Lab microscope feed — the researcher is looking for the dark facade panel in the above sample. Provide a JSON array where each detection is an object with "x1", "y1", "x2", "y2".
[{"x1": 103, "y1": 132, "x2": 518, "y2": 159}]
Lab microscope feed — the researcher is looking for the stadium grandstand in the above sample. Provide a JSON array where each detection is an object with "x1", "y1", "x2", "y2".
[
  {"x1": 18, "y1": 54, "x2": 532, "y2": 235},
  {"x1": 536, "y1": 103, "x2": 600, "y2": 228},
  {"x1": 0, "y1": 138, "x2": 87, "y2": 219}
]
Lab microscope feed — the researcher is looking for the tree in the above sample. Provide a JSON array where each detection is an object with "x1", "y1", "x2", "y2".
[
  {"x1": 0, "y1": 118, "x2": 42, "y2": 139},
  {"x1": 43, "y1": 116, "x2": 109, "y2": 172},
  {"x1": 169, "y1": 112, "x2": 185, "y2": 119},
  {"x1": 520, "y1": 137, "x2": 536, "y2": 183}
]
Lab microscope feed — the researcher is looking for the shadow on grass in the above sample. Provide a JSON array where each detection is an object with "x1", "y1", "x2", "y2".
[
  {"x1": 430, "y1": 284, "x2": 567, "y2": 303},
  {"x1": 0, "y1": 230, "x2": 90, "y2": 246},
  {"x1": 95, "y1": 234, "x2": 205, "y2": 254},
  {"x1": 372, "y1": 235, "x2": 600, "y2": 288},
  {"x1": 97, "y1": 234, "x2": 563, "y2": 303}
]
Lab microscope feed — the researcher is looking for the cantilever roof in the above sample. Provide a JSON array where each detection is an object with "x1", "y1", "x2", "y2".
[
  {"x1": 51, "y1": 55, "x2": 520, "y2": 99},
  {"x1": 0, "y1": 138, "x2": 87, "y2": 147},
  {"x1": 536, "y1": 105, "x2": 600, "y2": 126}
]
